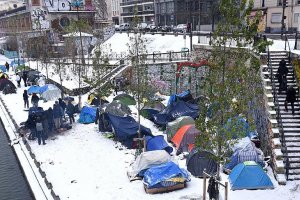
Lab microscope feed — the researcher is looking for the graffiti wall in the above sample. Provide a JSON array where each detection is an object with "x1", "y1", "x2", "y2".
[
  {"x1": 44, "y1": 0, "x2": 94, "y2": 12},
  {"x1": 31, "y1": 7, "x2": 50, "y2": 30}
]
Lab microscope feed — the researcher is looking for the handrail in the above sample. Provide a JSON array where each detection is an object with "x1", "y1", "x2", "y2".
[{"x1": 267, "y1": 47, "x2": 290, "y2": 180}]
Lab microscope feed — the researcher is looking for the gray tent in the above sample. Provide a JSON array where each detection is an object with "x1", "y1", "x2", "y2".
[
  {"x1": 105, "y1": 100, "x2": 131, "y2": 116},
  {"x1": 186, "y1": 148, "x2": 218, "y2": 178},
  {"x1": 166, "y1": 116, "x2": 195, "y2": 141}
]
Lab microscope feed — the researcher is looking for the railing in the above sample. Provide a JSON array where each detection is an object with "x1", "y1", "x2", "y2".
[
  {"x1": 202, "y1": 170, "x2": 228, "y2": 200},
  {"x1": 267, "y1": 47, "x2": 290, "y2": 180}
]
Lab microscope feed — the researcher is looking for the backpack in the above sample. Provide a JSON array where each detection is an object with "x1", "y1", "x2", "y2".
[{"x1": 36, "y1": 122, "x2": 43, "y2": 131}]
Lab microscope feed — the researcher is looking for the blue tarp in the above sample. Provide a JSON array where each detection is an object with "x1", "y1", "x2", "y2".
[
  {"x1": 0, "y1": 65, "x2": 6, "y2": 72},
  {"x1": 39, "y1": 84, "x2": 58, "y2": 93},
  {"x1": 167, "y1": 90, "x2": 193, "y2": 105},
  {"x1": 28, "y1": 85, "x2": 41, "y2": 94},
  {"x1": 106, "y1": 113, "x2": 152, "y2": 148},
  {"x1": 143, "y1": 161, "x2": 190, "y2": 189},
  {"x1": 229, "y1": 161, "x2": 274, "y2": 190},
  {"x1": 224, "y1": 116, "x2": 250, "y2": 139},
  {"x1": 140, "y1": 108, "x2": 159, "y2": 121},
  {"x1": 78, "y1": 106, "x2": 97, "y2": 124},
  {"x1": 10, "y1": 59, "x2": 25, "y2": 66},
  {"x1": 153, "y1": 101, "x2": 199, "y2": 126},
  {"x1": 146, "y1": 135, "x2": 173, "y2": 154}
]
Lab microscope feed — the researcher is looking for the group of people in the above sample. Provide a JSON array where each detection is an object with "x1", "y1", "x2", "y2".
[
  {"x1": 15, "y1": 71, "x2": 28, "y2": 87},
  {"x1": 276, "y1": 59, "x2": 297, "y2": 115},
  {"x1": 25, "y1": 96, "x2": 76, "y2": 145}
]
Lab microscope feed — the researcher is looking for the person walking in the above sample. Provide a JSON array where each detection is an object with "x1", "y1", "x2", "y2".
[
  {"x1": 53, "y1": 101, "x2": 63, "y2": 130},
  {"x1": 22, "y1": 71, "x2": 28, "y2": 87},
  {"x1": 112, "y1": 78, "x2": 118, "y2": 95},
  {"x1": 276, "y1": 59, "x2": 288, "y2": 93},
  {"x1": 31, "y1": 93, "x2": 39, "y2": 107},
  {"x1": 35, "y1": 116, "x2": 46, "y2": 145},
  {"x1": 15, "y1": 73, "x2": 21, "y2": 87},
  {"x1": 285, "y1": 86, "x2": 297, "y2": 115},
  {"x1": 66, "y1": 101, "x2": 75, "y2": 124},
  {"x1": 23, "y1": 90, "x2": 29, "y2": 109},
  {"x1": 5, "y1": 61, "x2": 9, "y2": 72}
]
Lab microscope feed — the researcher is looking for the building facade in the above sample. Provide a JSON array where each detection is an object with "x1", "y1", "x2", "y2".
[
  {"x1": 253, "y1": 0, "x2": 300, "y2": 33},
  {"x1": 111, "y1": 0, "x2": 121, "y2": 24}
]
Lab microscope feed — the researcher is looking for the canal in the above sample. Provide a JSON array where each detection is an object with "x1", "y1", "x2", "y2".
[{"x1": 0, "y1": 119, "x2": 34, "y2": 200}]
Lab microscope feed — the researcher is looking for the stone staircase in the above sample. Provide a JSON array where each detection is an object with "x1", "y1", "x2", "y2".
[{"x1": 263, "y1": 50, "x2": 300, "y2": 183}]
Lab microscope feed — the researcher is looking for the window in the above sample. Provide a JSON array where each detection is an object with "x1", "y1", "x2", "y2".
[
  {"x1": 160, "y1": 3, "x2": 165, "y2": 13},
  {"x1": 294, "y1": 13, "x2": 300, "y2": 23},
  {"x1": 277, "y1": 0, "x2": 282, "y2": 6},
  {"x1": 271, "y1": 13, "x2": 282, "y2": 23},
  {"x1": 32, "y1": 0, "x2": 40, "y2": 6}
]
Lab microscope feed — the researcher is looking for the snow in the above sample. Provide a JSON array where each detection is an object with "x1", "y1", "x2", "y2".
[{"x1": 2, "y1": 36, "x2": 300, "y2": 199}]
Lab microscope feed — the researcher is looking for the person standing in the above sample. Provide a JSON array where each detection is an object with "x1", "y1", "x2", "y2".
[
  {"x1": 66, "y1": 101, "x2": 75, "y2": 124},
  {"x1": 53, "y1": 101, "x2": 63, "y2": 130},
  {"x1": 35, "y1": 116, "x2": 46, "y2": 145},
  {"x1": 23, "y1": 90, "x2": 29, "y2": 109},
  {"x1": 47, "y1": 107, "x2": 54, "y2": 133},
  {"x1": 22, "y1": 71, "x2": 28, "y2": 87},
  {"x1": 112, "y1": 78, "x2": 118, "y2": 95},
  {"x1": 277, "y1": 59, "x2": 288, "y2": 93},
  {"x1": 5, "y1": 61, "x2": 9, "y2": 72},
  {"x1": 15, "y1": 73, "x2": 21, "y2": 87},
  {"x1": 31, "y1": 93, "x2": 39, "y2": 107},
  {"x1": 285, "y1": 86, "x2": 297, "y2": 115},
  {"x1": 58, "y1": 98, "x2": 66, "y2": 119}
]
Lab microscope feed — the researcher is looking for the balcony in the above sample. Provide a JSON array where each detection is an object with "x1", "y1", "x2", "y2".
[
  {"x1": 121, "y1": 10, "x2": 154, "y2": 16},
  {"x1": 120, "y1": 0, "x2": 153, "y2": 7}
]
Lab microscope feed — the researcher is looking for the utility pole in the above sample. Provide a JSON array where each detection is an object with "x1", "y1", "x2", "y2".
[
  {"x1": 189, "y1": 0, "x2": 193, "y2": 52},
  {"x1": 281, "y1": 0, "x2": 288, "y2": 39},
  {"x1": 198, "y1": 0, "x2": 201, "y2": 43}
]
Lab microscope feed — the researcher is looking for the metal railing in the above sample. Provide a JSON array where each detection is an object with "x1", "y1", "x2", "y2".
[{"x1": 267, "y1": 47, "x2": 290, "y2": 180}]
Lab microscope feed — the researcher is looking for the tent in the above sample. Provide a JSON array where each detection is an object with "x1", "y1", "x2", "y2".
[
  {"x1": 167, "y1": 90, "x2": 193, "y2": 105},
  {"x1": 0, "y1": 79, "x2": 16, "y2": 91},
  {"x1": 186, "y1": 148, "x2": 218, "y2": 177},
  {"x1": 225, "y1": 138, "x2": 264, "y2": 170},
  {"x1": 171, "y1": 124, "x2": 201, "y2": 155},
  {"x1": 153, "y1": 101, "x2": 199, "y2": 126},
  {"x1": 39, "y1": 84, "x2": 62, "y2": 101},
  {"x1": 78, "y1": 106, "x2": 97, "y2": 124},
  {"x1": 166, "y1": 116, "x2": 195, "y2": 141},
  {"x1": 140, "y1": 108, "x2": 159, "y2": 121},
  {"x1": 229, "y1": 161, "x2": 274, "y2": 190},
  {"x1": 145, "y1": 135, "x2": 173, "y2": 154},
  {"x1": 28, "y1": 85, "x2": 41, "y2": 95},
  {"x1": 106, "y1": 113, "x2": 152, "y2": 148},
  {"x1": 0, "y1": 72, "x2": 8, "y2": 79},
  {"x1": 128, "y1": 150, "x2": 171, "y2": 178},
  {"x1": 113, "y1": 94, "x2": 136, "y2": 106},
  {"x1": 105, "y1": 101, "x2": 131, "y2": 117},
  {"x1": 0, "y1": 65, "x2": 6, "y2": 72},
  {"x1": 144, "y1": 101, "x2": 165, "y2": 111},
  {"x1": 224, "y1": 116, "x2": 250, "y2": 139},
  {"x1": 143, "y1": 161, "x2": 190, "y2": 190}
]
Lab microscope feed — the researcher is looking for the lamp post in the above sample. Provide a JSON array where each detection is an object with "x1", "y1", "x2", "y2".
[
  {"x1": 198, "y1": 0, "x2": 201, "y2": 43},
  {"x1": 189, "y1": 0, "x2": 193, "y2": 52},
  {"x1": 71, "y1": 0, "x2": 85, "y2": 109}
]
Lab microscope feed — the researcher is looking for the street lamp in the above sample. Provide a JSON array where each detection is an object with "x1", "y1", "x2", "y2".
[{"x1": 71, "y1": 0, "x2": 85, "y2": 109}]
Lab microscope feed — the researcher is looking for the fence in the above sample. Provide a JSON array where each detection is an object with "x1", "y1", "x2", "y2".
[{"x1": 202, "y1": 170, "x2": 228, "y2": 200}]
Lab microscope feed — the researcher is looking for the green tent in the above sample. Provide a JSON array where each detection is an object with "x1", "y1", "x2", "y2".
[
  {"x1": 166, "y1": 116, "x2": 195, "y2": 141},
  {"x1": 113, "y1": 94, "x2": 136, "y2": 106}
]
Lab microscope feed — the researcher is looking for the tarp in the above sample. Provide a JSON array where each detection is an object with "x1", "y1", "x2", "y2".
[
  {"x1": 146, "y1": 135, "x2": 173, "y2": 154},
  {"x1": 105, "y1": 101, "x2": 131, "y2": 117},
  {"x1": 78, "y1": 106, "x2": 97, "y2": 124},
  {"x1": 144, "y1": 101, "x2": 165, "y2": 111},
  {"x1": 186, "y1": 148, "x2": 218, "y2": 177},
  {"x1": 153, "y1": 101, "x2": 199, "y2": 126},
  {"x1": 113, "y1": 94, "x2": 136, "y2": 106},
  {"x1": 106, "y1": 113, "x2": 152, "y2": 148},
  {"x1": 40, "y1": 84, "x2": 61, "y2": 101},
  {"x1": 166, "y1": 116, "x2": 195, "y2": 140},
  {"x1": 0, "y1": 79, "x2": 16, "y2": 91},
  {"x1": 128, "y1": 150, "x2": 171, "y2": 178},
  {"x1": 171, "y1": 124, "x2": 201, "y2": 155},
  {"x1": 0, "y1": 65, "x2": 6, "y2": 72},
  {"x1": 28, "y1": 85, "x2": 41, "y2": 95},
  {"x1": 229, "y1": 161, "x2": 274, "y2": 190},
  {"x1": 143, "y1": 161, "x2": 190, "y2": 189},
  {"x1": 140, "y1": 108, "x2": 159, "y2": 121},
  {"x1": 167, "y1": 90, "x2": 193, "y2": 105}
]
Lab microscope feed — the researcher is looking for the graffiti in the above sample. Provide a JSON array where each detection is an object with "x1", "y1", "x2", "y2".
[
  {"x1": 44, "y1": 0, "x2": 94, "y2": 11},
  {"x1": 31, "y1": 8, "x2": 50, "y2": 30}
]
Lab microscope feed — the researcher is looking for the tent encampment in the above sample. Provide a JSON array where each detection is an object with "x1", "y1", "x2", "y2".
[
  {"x1": 39, "y1": 84, "x2": 61, "y2": 101},
  {"x1": 28, "y1": 85, "x2": 41, "y2": 95},
  {"x1": 113, "y1": 94, "x2": 136, "y2": 106},
  {"x1": 186, "y1": 148, "x2": 218, "y2": 177},
  {"x1": 106, "y1": 113, "x2": 152, "y2": 148},
  {"x1": 78, "y1": 106, "x2": 97, "y2": 124},
  {"x1": 224, "y1": 116, "x2": 250, "y2": 139},
  {"x1": 144, "y1": 101, "x2": 165, "y2": 111},
  {"x1": 140, "y1": 108, "x2": 160, "y2": 121},
  {"x1": 145, "y1": 135, "x2": 173, "y2": 154},
  {"x1": 229, "y1": 161, "x2": 274, "y2": 190},
  {"x1": 0, "y1": 79, "x2": 16, "y2": 93},
  {"x1": 171, "y1": 124, "x2": 201, "y2": 155},
  {"x1": 153, "y1": 101, "x2": 199, "y2": 126},
  {"x1": 167, "y1": 90, "x2": 194, "y2": 105},
  {"x1": 166, "y1": 116, "x2": 195, "y2": 141},
  {"x1": 105, "y1": 100, "x2": 131, "y2": 117}
]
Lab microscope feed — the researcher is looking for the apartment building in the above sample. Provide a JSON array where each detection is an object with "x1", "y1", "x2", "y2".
[{"x1": 111, "y1": 0, "x2": 121, "y2": 24}]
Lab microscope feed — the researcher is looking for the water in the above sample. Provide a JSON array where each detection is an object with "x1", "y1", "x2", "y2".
[{"x1": 0, "y1": 120, "x2": 34, "y2": 200}]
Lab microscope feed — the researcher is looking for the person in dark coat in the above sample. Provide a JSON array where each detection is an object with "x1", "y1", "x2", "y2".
[
  {"x1": 285, "y1": 86, "x2": 297, "y2": 115},
  {"x1": 23, "y1": 90, "x2": 29, "y2": 109},
  {"x1": 22, "y1": 71, "x2": 28, "y2": 87},
  {"x1": 35, "y1": 115, "x2": 46, "y2": 145},
  {"x1": 41, "y1": 110, "x2": 49, "y2": 139},
  {"x1": 31, "y1": 93, "x2": 39, "y2": 107},
  {"x1": 277, "y1": 59, "x2": 288, "y2": 93},
  {"x1": 26, "y1": 111, "x2": 37, "y2": 140},
  {"x1": 5, "y1": 61, "x2": 9, "y2": 72},
  {"x1": 16, "y1": 73, "x2": 21, "y2": 87},
  {"x1": 47, "y1": 107, "x2": 54, "y2": 133},
  {"x1": 66, "y1": 101, "x2": 75, "y2": 124},
  {"x1": 58, "y1": 98, "x2": 66, "y2": 119},
  {"x1": 53, "y1": 101, "x2": 63, "y2": 130}
]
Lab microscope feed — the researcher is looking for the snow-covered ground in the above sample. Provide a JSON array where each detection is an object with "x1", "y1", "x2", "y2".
[{"x1": 1, "y1": 35, "x2": 300, "y2": 199}]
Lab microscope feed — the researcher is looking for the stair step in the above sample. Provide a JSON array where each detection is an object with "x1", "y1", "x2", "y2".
[
  {"x1": 286, "y1": 142, "x2": 300, "y2": 147},
  {"x1": 287, "y1": 175, "x2": 300, "y2": 180},
  {"x1": 285, "y1": 146, "x2": 300, "y2": 152},
  {"x1": 283, "y1": 157, "x2": 300, "y2": 163},
  {"x1": 283, "y1": 152, "x2": 300, "y2": 157},
  {"x1": 287, "y1": 168, "x2": 300, "y2": 174},
  {"x1": 283, "y1": 128, "x2": 300, "y2": 133}
]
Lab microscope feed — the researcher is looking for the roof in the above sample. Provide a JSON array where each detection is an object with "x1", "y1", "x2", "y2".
[{"x1": 62, "y1": 32, "x2": 93, "y2": 37}]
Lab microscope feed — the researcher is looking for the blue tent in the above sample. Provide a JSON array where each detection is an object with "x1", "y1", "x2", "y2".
[
  {"x1": 229, "y1": 161, "x2": 274, "y2": 190},
  {"x1": 143, "y1": 161, "x2": 190, "y2": 189},
  {"x1": 0, "y1": 65, "x2": 6, "y2": 72},
  {"x1": 39, "y1": 84, "x2": 58, "y2": 93},
  {"x1": 106, "y1": 113, "x2": 152, "y2": 148},
  {"x1": 167, "y1": 90, "x2": 193, "y2": 105},
  {"x1": 153, "y1": 101, "x2": 199, "y2": 126},
  {"x1": 28, "y1": 85, "x2": 41, "y2": 94},
  {"x1": 146, "y1": 135, "x2": 173, "y2": 154},
  {"x1": 224, "y1": 116, "x2": 250, "y2": 139},
  {"x1": 140, "y1": 108, "x2": 159, "y2": 121},
  {"x1": 78, "y1": 106, "x2": 97, "y2": 124}
]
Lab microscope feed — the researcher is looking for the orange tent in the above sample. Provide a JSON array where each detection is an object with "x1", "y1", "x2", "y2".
[{"x1": 171, "y1": 124, "x2": 201, "y2": 155}]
